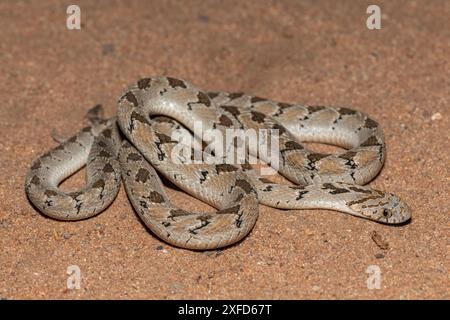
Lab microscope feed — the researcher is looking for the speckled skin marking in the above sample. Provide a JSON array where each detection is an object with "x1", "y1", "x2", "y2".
[
  {"x1": 213, "y1": 91, "x2": 410, "y2": 223},
  {"x1": 25, "y1": 76, "x2": 411, "y2": 250},
  {"x1": 120, "y1": 139, "x2": 258, "y2": 250},
  {"x1": 25, "y1": 116, "x2": 121, "y2": 220}
]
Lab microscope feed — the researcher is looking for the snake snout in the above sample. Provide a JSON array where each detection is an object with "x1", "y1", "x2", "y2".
[{"x1": 381, "y1": 194, "x2": 412, "y2": 224}]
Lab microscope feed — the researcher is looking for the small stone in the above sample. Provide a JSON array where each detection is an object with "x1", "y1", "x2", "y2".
[
  {"x1": 312, "y1": 285, "x2": 321, "y2": 292},
  {"x1": 198, "y1": 15, "x2": 209, "y2": 23},
  {"x1": 431, "y1": 112, "x2": 442, "y2": 121},
  {"x1": 120, "y1": 213, "x2": 128, "y2": 220},
  {"x1": 422, "y1": 110, "x2": 431, "y2": 118},
  {"x1": 370, "y1": 230, "x2": 389, "y2": 250},
  {"x1": 375, "y1": 253, "x2": 385, "y2": 259},
  {"x1": 0, "y1": 219, "x2": 11, "y2": 229},
  {"x1": 170, "y1": 282, "x2": 182, "y2": 292},
  {"x1": 156, "y1": 245, "x2": 164, "y2": 251},
  {"x1": 62, "y1": 232, "x2": 72, "y2": 239},
  {"x1": 102, "y1": 43, "x2": 115, "y2": 55}
]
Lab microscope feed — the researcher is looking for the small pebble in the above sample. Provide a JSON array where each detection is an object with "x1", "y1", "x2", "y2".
[
  {"x1": 370, "y1": 230, "x2": 389, "y2": 250},
  {"x1": 375, "y1": 253, "x2": 385, "y2": 259},
  {"x1": 0, "y1": 219, "x2": 11, "y2": 229},
  {"x1": 198, "y1": 15, "x2": 209, "y2": 23},
  {"x1": 431, "y1": 112, "x2": 442, "y2": 121},
  {"x1": 102, "y1": 43, "x2": 115, "y2": 55},
  {"x1": 62, "y1": 232, "x2": 72, "y2": 240},
  {"x1": 170, "y1": 282, "x2": 183, "y2": 292}
]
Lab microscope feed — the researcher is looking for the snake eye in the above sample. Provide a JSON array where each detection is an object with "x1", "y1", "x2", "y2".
[{"x1": 382, "y1": 209, "x2": 391, "y2": 217}]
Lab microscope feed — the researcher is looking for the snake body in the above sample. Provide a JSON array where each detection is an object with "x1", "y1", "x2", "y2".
[{"x1": 25, "y1": 76, "x2": 411, "y2": 250}]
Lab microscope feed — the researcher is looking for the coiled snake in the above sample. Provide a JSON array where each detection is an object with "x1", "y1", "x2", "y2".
[{"x1": 25, "y1": 76, "x2": 411, "y2": 250}]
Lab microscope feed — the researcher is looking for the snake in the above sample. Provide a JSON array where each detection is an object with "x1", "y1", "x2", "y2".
[{"x1": 25, "y1": 76, "x2": 411, "y2": 250}]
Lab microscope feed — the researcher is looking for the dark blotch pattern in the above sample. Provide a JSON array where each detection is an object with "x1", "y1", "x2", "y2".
[
  {"x1": 148, "y1": 191, "x2": 165, "y2": 203},
  {"x1": 124, "y1": 92, "x2": 138, "y2": 107},
  {"x1": 272, "y1": 123, "x2": 286, "y2": 136},
  {"x1": 135, "y1": 168, "x2": 150, "y2": 183},
  {"x1": 339, "y1": 151, "x2": 358, "y2": 169},
  {"x1": 199, "y1": 170, "x2": 208, "y2": 184},
  {"x1": 250, "y1": 111, "x2": 266, "y2": 123},
  {"x1": 250, "y1": 96, "x2": 266, "y2": 103},
  {"x1": 218, "y1": 114, "x2": 233, "y2": 127},
  {"x1": 197, "y1": 91, "x2": 211, "y2": 107},
  {"x1": 207, "y1": 92, "x2": 219, "y2": 99},
  {"x1": 189, "y1": 215, "x2": 212, "y2": 234},
  {"x1": 284, "y1": 141, "x2": 304, "y2": 150},
  {"x1": 338, "y1": 107, "x2": 357, "y2": 116},
  {"x1": 140, "y1": 200, "x2": 148, "y2": 209},
  {"x1": 156, "y1": 132, "x2": 174, "y2": 144},
  {"x1": 69, "y1": 191, "x2": 82, "y2": 199},
  {"x1": 307, "y1": 153, "x2": 327, "y2": 163},
  {"x1": 131, "y1": 111, "x2": 150, "y2": 126},
  {"x1": 92, "y1": 179, "x2": 105, "y2": 189},
  {"x1": 137, "y1": 78, "x2": 151, "y2": 90},
  {"x1": 289, "y1": 185, "x2": 306, "y2": 190},
  {"x1": 221, "y1": 105, "x2": 241, "y2": 117},
  {"x1": 364, "y1": 118, "x2": 379, "y2": 129},
  {"x1": 307, "y1": 105, "x2": 326, "y2": 113},
  {"x1": 296, "y1": 190, "x2": 309, "y2": 200},
  {"x1": 31, "y1": 161, "x2": 41, "y2": 170},
  {"x1": 44, "y1": 189, "x2": 58, "y2": 197},
  {"x1": 217, "y1": 205, "x2": 240, "y2": 215},
  {"x1": 167, "y1": 77, "x2": 187, "y2": 89},
  {"x1": 228, "y1": 92, "x2": 245, "y2": 100},
  {"x1": 360, "y1": 136, "x2": 380, "y2": 147},
  {"x1": 169, "y1": 208, "x2": 192, "y2": 218},
  {"x1": 216, "y1": 164, "x2": 238, "y2": 174},
  {"x1": 278, "y1": 102, "x2": 293, "y2": 109},
  {"x1": 348, "y1": 186, "x2": 372, "y2": 194},
  {"x1": 102, "y1": 129, "x2": 112, "y2": 138},
  {"x1": 339, "y1": 151, "x2": 357, "y2": 161},
  {"x1": 127, "y1": 153, "x2": 142, "y2": 161},
  {"x1": 30, "y1": 175, "x2": 40, "y2": 185},
  {"x1": 102, "y1": 163, "x2": 115, "y2": 173},
  {"x1": 99, "y1": 150, "x2": 111, "y2": 158},
  {"x1": 235, "y1": 179, "x2": 254, "y2": 194},
  {"x1": 322, "y1": 183, "x2": 350, "y2": 194}
]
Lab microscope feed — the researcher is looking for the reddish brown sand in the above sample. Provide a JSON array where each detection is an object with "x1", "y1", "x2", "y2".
[{"x1": 0, "y1": 0, "x2": 448, "y2": 299}]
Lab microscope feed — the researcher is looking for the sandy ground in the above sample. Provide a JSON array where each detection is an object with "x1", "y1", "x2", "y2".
[{"x1": 0, "y1": 0, "x2": 448, "y2": 299}]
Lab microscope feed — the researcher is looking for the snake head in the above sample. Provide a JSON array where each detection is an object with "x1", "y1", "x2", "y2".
[{"x1": 349, "y1": 192, "x2": 411, "y2": 224}]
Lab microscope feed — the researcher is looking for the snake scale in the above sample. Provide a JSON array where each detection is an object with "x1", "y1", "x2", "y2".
[{"x1": 25, "y1": 76, "x2": 411, "y2": 250}]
